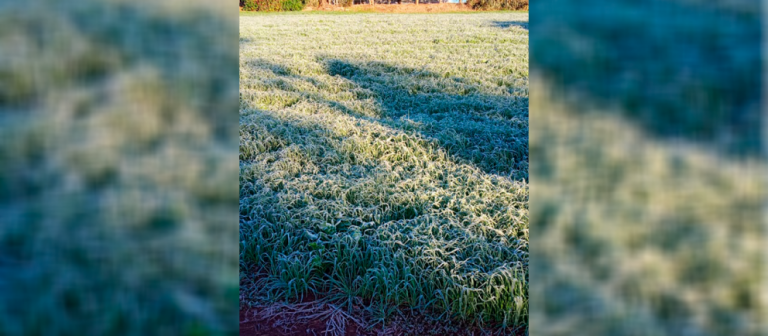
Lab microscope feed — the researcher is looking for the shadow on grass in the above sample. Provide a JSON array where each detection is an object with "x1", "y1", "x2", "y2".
[
  {"x1": 531, "y1": 0, "x2": 760, "y2": 158},
  {"x1": 242, "y1": 58, "x2": 528, "y2": 180},
  {"x1": 325, "y1": 60, "x2": 528, "y2": 180},
  {"x1": 492, "y1": 20, "x2": 528, "y2": 30},
  {"x1": 239, "y1": 57, "x2": 529, "y2": 332}
]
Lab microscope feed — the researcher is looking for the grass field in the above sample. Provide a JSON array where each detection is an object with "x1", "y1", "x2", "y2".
[{"x1": 239, "y1": 12, "x2": 529, "y2": 335}]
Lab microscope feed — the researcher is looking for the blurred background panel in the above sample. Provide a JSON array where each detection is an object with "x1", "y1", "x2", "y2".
[
  {"x1": 0, "y1": 0, "x2": 239, "y2": 335},
  {"x1": 530, "y1": 0, "x2": 764, "y2": 336}
]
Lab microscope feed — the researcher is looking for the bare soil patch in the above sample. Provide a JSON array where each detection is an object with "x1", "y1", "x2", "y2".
[{"x1": 240, "y1": 303, "x2": 371, "y2": 336}]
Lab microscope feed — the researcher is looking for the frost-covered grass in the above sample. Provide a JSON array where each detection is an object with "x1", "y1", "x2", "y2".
[{"x1": 239, "y1": 13, "x2": 529, "y2": 333}]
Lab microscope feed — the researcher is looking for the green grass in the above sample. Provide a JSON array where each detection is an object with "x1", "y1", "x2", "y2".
[{"x1": 239, "y1": 12, "x2": 528, "y2": 334}]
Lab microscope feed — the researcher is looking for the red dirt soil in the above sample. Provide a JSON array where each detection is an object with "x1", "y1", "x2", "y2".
[
  {"x1": 240, "y1": 306, "x2": 371, "y2": 336},
  {"x1": 240, "y1": 305, "x2": 526, "y2": 336}
]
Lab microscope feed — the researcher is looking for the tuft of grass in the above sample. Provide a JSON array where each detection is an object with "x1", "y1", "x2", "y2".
[{"x1": 240, "y1": 12, "x2": 528, "y2": 334}]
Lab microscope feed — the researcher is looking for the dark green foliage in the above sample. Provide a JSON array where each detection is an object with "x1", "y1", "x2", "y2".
[
  {"x1": 241, "y1": 0, "x2": 305, "y2": 11},
  {"x1": 466, "y1": 0, "x2": 528, "y2": 10},
  {"x1": 282, "y1": 0, "x2": 306, "y2": 11}
]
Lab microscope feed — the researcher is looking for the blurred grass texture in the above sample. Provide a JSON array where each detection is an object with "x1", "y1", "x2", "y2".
[
  {"x1": 0, "y1": 1, "x2": 239, "y2": 335},
  {"x1": 530, "y1": 0, "x2": 764, "y2": 335}
]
